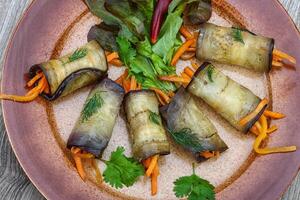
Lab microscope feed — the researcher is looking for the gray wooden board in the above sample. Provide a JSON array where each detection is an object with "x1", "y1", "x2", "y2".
[{"x1": 0, "y1": 0, "x2": 299, "y2": 199}]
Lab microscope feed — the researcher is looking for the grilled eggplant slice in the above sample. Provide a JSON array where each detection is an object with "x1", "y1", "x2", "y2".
[
  {"x1": 196, "y1": 23, "x2": 274, "y2": 72},
  {"x1": 185, "y1": 0, "x2": 212, "y2": 25},
  {"x1": 124, "y1": 90, "x2": 170, "y2": 161},
  {"x1": 187, "y1": 62, "x2": 268, "y2": 132},
  {"x1": 160, "y1": 87, "x2": 227, "y2": 162},
  {"x1": 67, "y1": 78, "x2": 124, "y2": 157},
  {"x1": 29, "y1": 40, "x2": 108, "y2": 101}
]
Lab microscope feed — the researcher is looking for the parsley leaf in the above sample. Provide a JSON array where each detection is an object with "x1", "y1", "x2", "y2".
[
  {"x1": 149, "y1": 111, "x2": 161, "y2": 125},
  {"x1": 206, "y1": 65, "x2": 214, "y2": 82},
  {"x1": 116, "y1": 36, "x2": 137, "y2": 66},
  {"x1": 103, "y1": 147, "x2": 144, "y2": 189},
  {"x1": 169, "y1": 128, "x2": 205, "y2": 153},
  {"x1": 81, "y1": 92, "x2": 104, "y2": 122},
  {"x1": 65, "y1": 48, "x2": 88, "y2": 65},
  {"x1": 173, "y1": 165, "x2": 215, "y2": 200},
  {"x1": 232, "y1": 27, "x2": 244, "y2": 44}
]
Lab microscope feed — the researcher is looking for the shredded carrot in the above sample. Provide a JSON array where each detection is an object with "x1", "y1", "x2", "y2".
[
  {"x1": 171, "y1": 39, "x2": 196, "y2": 66},
  {"x1": 109, "y1": 59, "x2": 123, "y2": 66},
  {"x1": 267, "y1": 125, "x2": 278, "y2": 134},
  {"x1": 264, "y1": 110, "x2": 285, "y2": 119},
  {"x1": 27, "y1": 72, "x2": 43, "y2": 87},
  {"x1": 71, "y1": 146, "x2": 81, "y2": 154},
  {"x1": 255, "y1": 121, "x2": 262, "y2": 133},
  {"x1": 239, "y1": 98, "x2": 268, "y2": 126},
  {"x1": 75, "y1": 153, "x2": 94, "y2": 159},
  {"x1": 106, "y1": 52, "x2": 119, "y2": 62},
  {"x1": 151, "y1": 164, "x2": 159, "y2": 196},
  {"x1": 180, "y1": 52, "x2": 196, "y2": 60},
  {"x1": 92, "y1": 159, "x2": 103, "y2": 184},
  {"x1": 143, "y1": 157, "x2": 152, "y2": 169},
  {"x1": 187, "y1": 47, "x2": 196, "y2": 52},
  {"x1": 180, "y1": 26, "x2": 194, "y2": 40},
  {"x1": 73, "y1": 155, "x2": 86, "y2": 180},
  {"x1": 155, "y1": 93, "x2": 166, "y2": 106},
  {"x1": 159, "y1": 75, "x2": 191, "y2": 84},
  {"x1": 191, "y1": 62, "x2": 199, "y2": 70},
  {"x1": 200, "y1": 151, "x2": 215, "y2": 159},
  {"x1": 184, "y1": 67, "x2": 194, "y2": 78},
  {"x1": 273, "y1": 49, "x2": 296, "y2": 64},
  {"x1": 168, "y1": 91, "x2": 175, "y2": 98},
  {"x1": 272, "y1": 61, "x2": 284, "y2": 68},
  {"x1": 250, "y1": 126, "x2": 260, "y2": 136},
  {"x1": 146, "y1": 155, "x2": 159, "y2": 177},
  {"x1": 151, "y1": 88, "x2": 170, "y2": 104},
  {"x1": 123, "y1": 77, "x2": 131, "y2": 93},
  {"x1": 253, "y1": 115, "x2": 297, "y2": 154},
  {"x1": 130, "y1": 76, "x2": 137, "y2": 91}
]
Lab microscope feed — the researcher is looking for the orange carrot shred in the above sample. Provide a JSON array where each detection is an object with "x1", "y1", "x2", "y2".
[
  {"x1": 92, "y1": 159, "x2": 103, "y2": 184},
  {"x1": 73, "y1": 155, "x2": 86, "y2": 181},
  {"x1": 106, "y1": 52, "x2": 119, "y2": 62},
  {"x1": 159, "y1": 75, "x2": 191, "y2": 84},
  {"x1": 273, "y1": 49, "x2": 296, "y2": 64},
  {"x1": 155, "y1": 93, "x2": 166, "y2": 106},
  {"x1": 239, "y1": 98, "x2": 268, "y2": 126},
  {"x1": 184, "y1": 67, "x2": 194, "y2": 78},
  {"x1": 180, "y1": 26, "x2": 194, "y2": 40},
  {"x1": 264, "y1": 110, "x2": 285, "y2": 119},
  {"x1": 200, "y1": 151, "x2": 215, "y2": 159},
  {"x1": 191, "y1": 62, "x2": 199, "y2": 70},
  {"x1": 151, "y1": 88, "x2": 170, "y2": 104},
  {"x1": 109, "y1": 59, "x2": 123, "y2": 66},
  {"x1": 130, "y1": 76, "x2": 137, "y2": 91},
  {"x1": 272, "y1": 61, "x2": 284, "y2": 68},
  {"x1": 171, "y1": 39, "x2": 196, "y2": 66},
  {"x1": 27, "y1": 72, "x2": 43, "y2": 87},
  {"x1": 151, "y1": 164, "x2": 159, "y2": 196},
  {"x1": 146, "y1": 155, "x2": 159, "y2": 177},
  {"x1": 267, "y1": 125, "x2": 278, "y2": 134}
]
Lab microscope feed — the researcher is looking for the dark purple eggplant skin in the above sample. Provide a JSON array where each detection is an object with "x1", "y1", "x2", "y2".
[
  {"x1": 187, "y1": 62, "x2": 268, "y2": 133},
  {"x1": 67, "y1": 78, "x2": 125, "y2": 157},
  {"x1": 29, "y1": 66, "x2": 106, "y2": 101},
  {"x1": 160, "y1": 87, "x2": 228, "y2": 162}
]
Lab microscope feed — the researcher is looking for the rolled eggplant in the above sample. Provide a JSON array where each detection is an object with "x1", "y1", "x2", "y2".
[
  {"x1": 196, "y1": 23, "x2": 274, "y2": 72},
  {"x1": 187, "y1": 62, "x2": 268, "y2": 132},
  {"x1": 185, "y1": 0, "x2": 212, "y2": 25},
  {"x1": 124, "y1": 90, "x2": 170, "y2": 161},
  {"x1": 29, "y1": 40, "x2": 108, "y2": 101},
  {"x1": 160, "y1": 87, "x2": 228, "y2": 162},
  {"x1": 67, "y1": 78, "x2": 124, "y2": 157}
]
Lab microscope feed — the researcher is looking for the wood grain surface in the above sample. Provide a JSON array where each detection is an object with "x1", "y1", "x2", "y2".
[{"x1": 0, "y1": 0, "x2": 299, "y2": 199}]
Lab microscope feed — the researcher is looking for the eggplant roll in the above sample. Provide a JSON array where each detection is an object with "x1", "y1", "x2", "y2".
[
  {"x1": 187, "y1": 62, "x2": 268, "y2": 132},
  {"x1": 29, "y1": 40, "x2": 108, "y2": 101},
  {"x1": 67, "y1": 78, "x2": 124, "y2": 157},
  {"x1": 124, "y1": 90, "x2": 170, "y2": 161},
  {"x1": 160, "y1": 87, "x2": 228, "y2": 162},
  {"x1": 196, "y1": 23, "x2": 274, "y2": 72}
]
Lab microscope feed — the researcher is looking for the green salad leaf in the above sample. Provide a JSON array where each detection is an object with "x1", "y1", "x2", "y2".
[{"x1": 103, "y1": 147, "x2": 144, "y2": 189}]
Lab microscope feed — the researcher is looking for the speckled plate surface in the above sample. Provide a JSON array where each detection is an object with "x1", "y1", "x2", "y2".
[{"x1": 2, "y1": 0, "x2": 300, "y2": 200}]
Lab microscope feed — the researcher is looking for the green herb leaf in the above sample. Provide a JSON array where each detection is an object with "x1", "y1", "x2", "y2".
[
  {"x1": 206, "y1": 65, "x2": 214, "y2": 82},
  {"x1": 169, "y1": 128, "x2": 204, "y2": 153},
  {"x1": 67, "y1": 48, "x2": 88, "y2": 64},
  {"x1": 232, "y1": 27, "x2": 244, "y2": 44},
  {"x1": 81, "y1": 92, "x2": 104, "y2": 122},
  {"x1": 149, "y1": 111, "x2": 161, "y2": 125},
  {"x1": 103, "y1": 147, "x2": 144, "y2": 189},
  {"x1": 173, "y1": 166, "x2": 215, "y2": 200},
  {"x1": 116, "y1": 36, "x2": 137, "y2": 66}
]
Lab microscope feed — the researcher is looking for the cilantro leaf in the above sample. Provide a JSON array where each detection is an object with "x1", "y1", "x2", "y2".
[
  {"x1": 149, "y1": 111, "x2": 161, "y2": 125},
  {"x1": 103, "y1": 147, "x2": 144, "y2": 189},
  {"x1": 232, "y1": 27, "x2": 244, "y2": 44},
  {"x1": 81, "y1": 92, "x2": 103, "y2": 122},
  {"x1": 173, "y1": 166, "x2": 215, "y2": 200}
]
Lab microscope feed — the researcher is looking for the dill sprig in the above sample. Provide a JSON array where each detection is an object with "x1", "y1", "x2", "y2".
[
  {"x1": 232, "y1": 27, "x2": 244, "y2": 44},
  {"x1": 206, "y1": 65, "x2": 214, "y2": 82},
  {"x1": 81, "y1": 92, "x2": 104, "y2": 122},
  {"x1": 64, "y1": 48, "x2": 88, "y2": 65},
  {"x1": 149, "y1": 111, "x2": 161, "y2": 125}
]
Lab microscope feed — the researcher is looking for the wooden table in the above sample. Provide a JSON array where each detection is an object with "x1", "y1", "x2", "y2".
[{"x1": 0, "y1": 0, "x2": 299, "y2": 199}]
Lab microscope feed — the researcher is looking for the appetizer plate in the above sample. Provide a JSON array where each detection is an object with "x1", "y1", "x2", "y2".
[{"x1": 2, "y1": 0, "x2": 300, "y2": 199}]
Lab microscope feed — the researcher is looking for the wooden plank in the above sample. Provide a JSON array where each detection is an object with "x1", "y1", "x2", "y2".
[{"x1": 0, "y1": 0, "x2": 298, "y2": 199}]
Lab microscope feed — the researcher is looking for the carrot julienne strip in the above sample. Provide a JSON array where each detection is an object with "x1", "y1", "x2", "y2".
[
  {"x1": 273, "y1": 49, "x2": 296, "y2": 64},
  {"x1": 109, "y1": 59, "x2": 123, "y2": 67},
  {"x1": 155, "y1": 92, "x2": 166, "y2": 106},
  {"x1": 272, "y1": 61, "x2": 284, "y2": 68},
  {"x1": 159, "y1": 75, "x2": 191, "y2": 84},
  {"x1": 92, "y1": 159, "x2": 103, "y2": 184},
  {"x1": 239, "y1": 98, "x2": 268, "y2": 126},
  {"x1": 171, "y1": 39, "x2": 196, "y2": 66},
  {"x1": 264, "y1": 110, "x2": 285, "y2": 119},
  {"x1": 73, "y1": 154, "x2": 86, "y2": 180},
  {"x1": 151, "y1": 164, "x2": 159, "y2": 196},
  {"x1": 130, "y1": 76, "x2": 137, "y2": 91},
  {"x1": 106, "y1": 52, "x2": 119, "y2": 62},
  {"x1": 191, "y1": 62, "x2": 199, "y2": 70},
  {"x1": 267, "y1": 125, "x2": 278, "y2": 134},
  {"x1": 180, "y1": 26, "x2": 194, "y2": 40},
  {"x1": 145, "y1": 155, "x2": 159, "y2": 177},
  {"x1": 151, "y1": 88, "x2": 170, "y2": 104},
  {"x1": 200, "y1": 151, "x2": 216, "y2": 159},
  {"x1": 184, "y1": 67, "x2": 194, "y2": 78},
  {"x1": 27, "y1": 72, "x2": 43, "y2": 87}
]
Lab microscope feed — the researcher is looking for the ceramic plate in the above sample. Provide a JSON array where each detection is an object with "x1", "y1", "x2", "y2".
[{"x1": 2, "y1": 0, "x2": 300, "y2": 199}]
